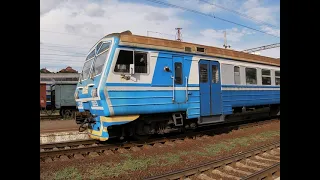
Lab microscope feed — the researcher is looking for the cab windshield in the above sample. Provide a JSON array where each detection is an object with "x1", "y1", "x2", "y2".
[{"x1": 80, "y1": 41, "x2": 111, "y2": 81}]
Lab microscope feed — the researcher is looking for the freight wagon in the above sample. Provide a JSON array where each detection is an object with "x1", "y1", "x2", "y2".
[
  {"x1": 51, "y1": 82, "x2": 78, "y2": 117},
  {"x1": 40, "y1": 83, "x2": 46, "y2": 110}
]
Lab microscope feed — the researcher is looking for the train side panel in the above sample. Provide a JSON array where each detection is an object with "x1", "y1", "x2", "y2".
[
  {"x1": 105, "y1": 51, "x2": 200, "y2": 118},
  {"x1": 104, "y1": 49, "x2": 280, "y2": 119},
  {"x1": 194, "y1": 57, "x2": 280, "y2": 116}
]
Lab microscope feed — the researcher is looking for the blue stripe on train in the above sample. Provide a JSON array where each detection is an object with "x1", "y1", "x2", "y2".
[
  {"x1": 108, "y1": 90, "x2": 200, "y2": 118},
  {"x1": 222, "y1": 90, "x2": 280, "y2": 114},
  {"x1": 107, "y1": 85, "x2": 279, "y2": 117},
  {"x1": 222, "y1": 85, "x2": 280, "y2": 88}
]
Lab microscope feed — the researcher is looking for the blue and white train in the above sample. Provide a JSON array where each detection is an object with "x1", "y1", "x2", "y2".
[{"x1": 74, "y1": 31, "x2": 280, "y2": 141}]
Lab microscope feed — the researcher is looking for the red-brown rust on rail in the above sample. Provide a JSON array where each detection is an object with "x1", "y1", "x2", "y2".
[
  {"x1": 144, "y1": 141, "x2": 280, "y2": 180},
  {"x1": 40, "y1": 139, "x2": 98, "y2": 150},
  {"x1": 40, "y1": 118, "x2": 279, "y2": 162},
  {"x1": 242, "y1": 162, "x2": 280, "y2": 180}
]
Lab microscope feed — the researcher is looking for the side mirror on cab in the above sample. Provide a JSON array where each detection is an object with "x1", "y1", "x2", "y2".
[{"x1": 129, "y1": 64, "x2": 135, "y2": 75}]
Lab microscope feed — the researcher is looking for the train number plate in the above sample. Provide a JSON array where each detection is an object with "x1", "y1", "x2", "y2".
[{"x1": 91, "y1": 101, "x2": 98, "y2": 106}]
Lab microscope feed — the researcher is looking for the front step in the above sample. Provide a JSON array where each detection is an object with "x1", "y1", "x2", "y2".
[{"x1": 172, "y1": 113, "x2": 183, "y2": 126}]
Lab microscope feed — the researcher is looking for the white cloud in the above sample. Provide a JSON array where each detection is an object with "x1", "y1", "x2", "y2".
[
  {"x1": 40, "y1": 0, "x2": 65, "y2": 16},
  {"x1": 260, "y1": 25, "x2": 280, "y2": 37},
  {"x1": 241, "y1": 0, "x2": 279, "y2": 26},
  {"x1": 242, "y1": 0, "x2": 260, "y2": 10},
  {"x1": 167, "y1": 0, "x2": 280, "y2": 41},
  {"x1": 166, "y1": 0, "x2": 279, "y2": 27},
  {"x1": 84, "y1": 3, "x2": 105, "y2": 17},
  {"x1": 245, "y1": 7, "x2": 275, "y2": 24},
  {"x1": 40, "y1": 0, "x2": 279, "y2": 72},
  {"x1": 259, "y1": 47, "x2": 280, "y2": 58},
  {"x1": 145, "y1": 12, "x2": 170, "y2": 21},
  {"x1": 41, "y1": 0, "x2": 190, "y2": 40},
  {"x1": 40, "y1": 0, "x2": 191, "y2": 71},
  {"x1": 166, "y1": 0, "x2": 237, "y2": 15},
  {"x1": 64, "y1": 23, "x2": 104, "y2": 35},
  {"x1": 199, "y1": 27, "x2": 254, "y2": 43}
]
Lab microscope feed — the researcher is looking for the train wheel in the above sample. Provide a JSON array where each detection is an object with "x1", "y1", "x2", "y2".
[
  {"x1": 133, "y1": 133, "x2": 150, "y2": 141},
  {"x1": 63, "y1": 110, "x2": 73, "y2": 119},
  {"x1": 59, "y1": 109, "x2": 64, "y2": 116}
]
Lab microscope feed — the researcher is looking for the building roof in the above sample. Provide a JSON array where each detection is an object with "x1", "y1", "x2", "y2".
[
  {"x1": 58, "y1": 66, "x2": 78, "y2": 73},
  {"x1": 40, "y1": 68, "x2": 51, "y2": 73}
]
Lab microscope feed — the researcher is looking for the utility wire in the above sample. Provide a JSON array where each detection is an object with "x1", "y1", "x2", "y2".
[
  {"x1": 199, "y1": 0, "x2": 279, "y2": 29},
  {"x1": 40, "y1": 53, "x2": 85, "y2": 57},
  {"x1": 144, "y1": 0, "x2": 279, "y2": 38},
  {"x1": 40, "y1": 57, "x2": 84, "y2": 63},
  {"x1": 147, "y1": 30, "x2": 176, "y2": 38},
  {"x1": 40, "y1": 48, "x2": 87, "y2": 55},
  {"x1": 40, "y1": 29, "x2": 100, "y2": 39},
  {"x1": 40, "y1": 43, "x2": 90, "y2": 49}
]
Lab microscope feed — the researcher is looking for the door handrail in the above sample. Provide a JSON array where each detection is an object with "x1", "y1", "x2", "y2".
[
  {"x1": 171, "y1": 75, "x2": 175, "y2": 102},
  {"x1": 185, "y1": 76, "x2": 188, "y2": 102}
]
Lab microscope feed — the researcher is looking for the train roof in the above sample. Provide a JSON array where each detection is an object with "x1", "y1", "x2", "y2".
[{"x1": 109, "y1": 31, "x2": 280, "y2": 67}]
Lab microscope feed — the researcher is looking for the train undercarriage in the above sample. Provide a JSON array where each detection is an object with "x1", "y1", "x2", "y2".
[{"x1": 77, "y1": 104, "x2": 280, "y2": 141}]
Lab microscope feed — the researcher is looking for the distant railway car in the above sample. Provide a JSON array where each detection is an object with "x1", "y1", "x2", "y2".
[
  {"x1": 40, "y1": 83, "x2": 46, "y2": 110},
  {"x1": 74, "y1": 31, "x2": 280, "y2": 141},
  {"x1": 51, "y1": 82, "x2": 78, "y2": 117}
]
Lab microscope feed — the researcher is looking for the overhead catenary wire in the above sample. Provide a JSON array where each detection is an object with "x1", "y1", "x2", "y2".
[
  {"x1": 40, "y1": 53, "x2": 85, "y2": 57},
  {"x1": 40, "y1": 29, "x2": 101, "y2": 39},
  {"x1": 199, "y1": 0, "x2": 279, "y2": 29},
  {"x1": 40, "y1": 58, "x2": 84, "y2": 62},
  {"x1": 40, "y1": 43, "x2": 90, "y2": 49},
  {"x1": 40, "y1": 42, "x2": 90, "y2": 67},
  {"x1": 147, "y1": 30, "x2": 176, "y2": 38},
  {"x1": 144, "y1": 0, "x2": 279, "y2": 38},
  {"x1": 40, "y1": 48, "x2": 87, "y2": 55},
  {"x1": 242, "y1": 43, "x2": 280, "y2": 53}
]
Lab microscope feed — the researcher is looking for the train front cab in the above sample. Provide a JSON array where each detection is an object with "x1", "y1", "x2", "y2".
[
  {"x1": 74, "y1": 35, "x2": 141, "y2": 141},
  {"x1": 75, "y1": 37, "x2": 112, "y2": 141}
]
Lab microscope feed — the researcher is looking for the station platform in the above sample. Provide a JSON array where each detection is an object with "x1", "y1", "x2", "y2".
[
  {"x1": 40, "y1": 119, "x2": 78, "y2": 133},
  {"x1": 40, "y1": 119, "x2": 89, "y2": 144}
]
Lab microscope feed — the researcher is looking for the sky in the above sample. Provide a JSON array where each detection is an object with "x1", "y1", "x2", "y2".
[{"x1": 40, "y1": 0, "x2": 280, "y2": 72}]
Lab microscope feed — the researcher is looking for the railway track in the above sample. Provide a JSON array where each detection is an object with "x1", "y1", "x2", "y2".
[
  {"x1": 40, "y1": 139, "x2": 98, "y2": 150},
  {"x1": 40, "y1": 118, "x2": 279, "y2": 163},
  {"x1": 145, "y1": 141, "x2": 280, "y2": 180}
]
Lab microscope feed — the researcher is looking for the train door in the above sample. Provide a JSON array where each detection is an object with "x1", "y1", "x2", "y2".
[
  {"x1": 199, "y1": 60, "x2": 222, "y2": 116},
  {"x1": 210, "y1": 61, "x2": 222, "y2": 115},
  {"x1": 172, "y1": 56, "x2": 186, "y2": 103},
  {"x1": 199, "y1": 61, "x2": 210, "y2": 116}
]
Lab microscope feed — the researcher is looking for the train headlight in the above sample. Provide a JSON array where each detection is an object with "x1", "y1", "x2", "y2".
[
  {"x1": 74, "y1": 91, "x2": 79, "y2": 99},
  {"x1": 91, "y1": 88, "x2": 97, "y2": 97}
]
